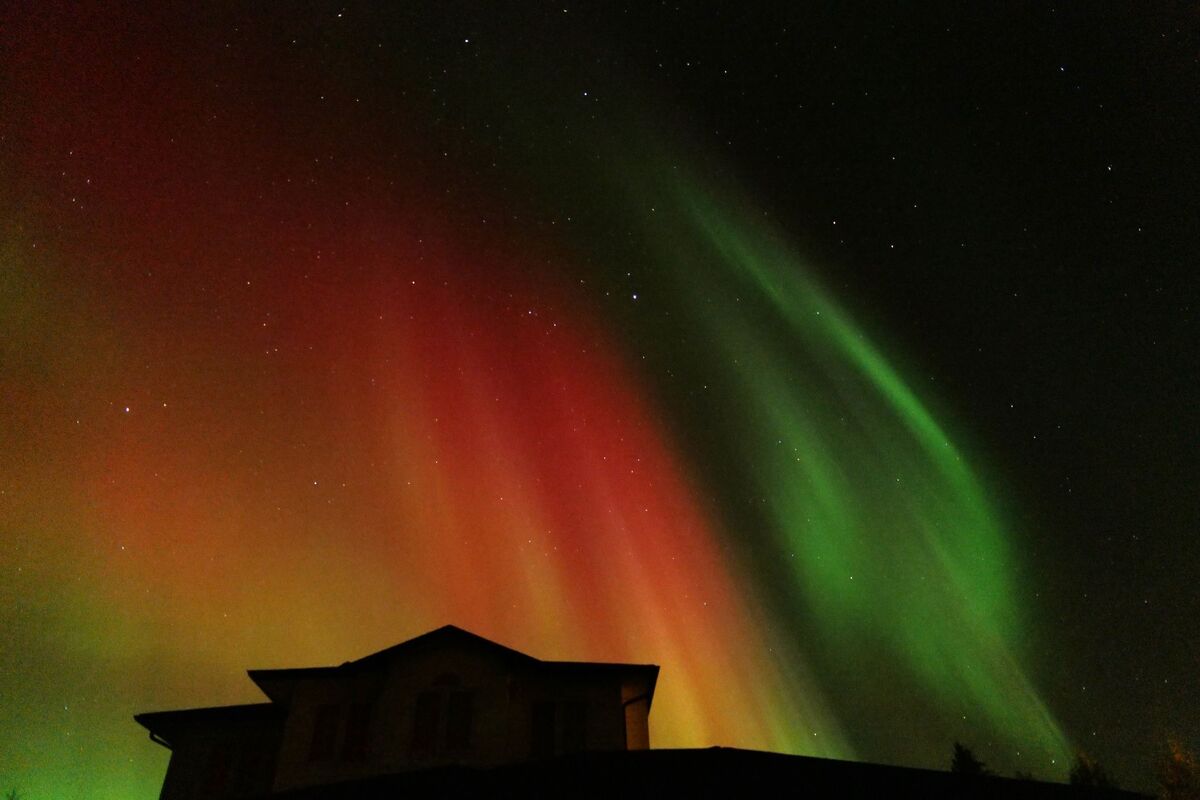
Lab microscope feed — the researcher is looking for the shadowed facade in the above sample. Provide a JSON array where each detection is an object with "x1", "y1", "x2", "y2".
[{"x1": 135, "y1": 625, "x2": 658, "y2": 799}]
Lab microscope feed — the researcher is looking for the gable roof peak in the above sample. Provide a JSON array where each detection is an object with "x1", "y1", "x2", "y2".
[{"x1": 245, "y1": 624, "x2": 659, "y2": 705}]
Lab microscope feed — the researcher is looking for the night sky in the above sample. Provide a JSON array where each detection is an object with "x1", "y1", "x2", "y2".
[{"x1": 2, "y1": 3, "x2": 1197, "y2": 797}]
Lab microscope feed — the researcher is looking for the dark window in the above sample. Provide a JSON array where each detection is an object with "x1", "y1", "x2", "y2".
[
  {"x1": 412, "y1": 690, "x2": 442, "y2": 752},
  {"x1": 203, "y1": 743, "x2": 231, "y2": 793},
  {"x1": 531, "y1": 701, "x2": 556, "y2": 758},
  {"x1": 342, "y1": 702, "x2": 372, "y2": 761},
  {"x1": 562, "y1": 701, "x2": 587, "y2": 753},
  {"x1": 445, "y1": 691, "x2": 474, "y2": 750},
  {"x1": 233, "y1": 747, "x2": 260, "y2": 794},
  {"x1": 308, "y1": 704, "x2": 340, "y2": 762}
]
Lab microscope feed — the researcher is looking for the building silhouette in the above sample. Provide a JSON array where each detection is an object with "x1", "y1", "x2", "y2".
[
  {"x1": 135, "y1": 625, "x2": 1148, "y2": 799},
  {"x1": 135, "y1": 625, "x2": 658, "y2": 799}
]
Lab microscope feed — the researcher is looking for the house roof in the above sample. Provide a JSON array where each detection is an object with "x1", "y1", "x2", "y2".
[
  {"x1": 135, "y1": 625, "x2": 660, "y2": 750},
  {"x1": 134, "y1": 703, "x2": 282, "y2": 748},
  {"x1": 246, "y1": 625, "x2": 659, "y2": 707}
]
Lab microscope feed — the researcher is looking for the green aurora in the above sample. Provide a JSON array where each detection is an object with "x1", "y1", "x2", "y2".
[{"x1": 615, "y1": 166, "x2": 1072, "y2": 767}]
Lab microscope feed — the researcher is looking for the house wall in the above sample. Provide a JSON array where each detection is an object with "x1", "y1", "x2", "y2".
[
  {"x1": 621, "y1": 678, "x2": 652, "y2": 751},
  {"x1": 269, "y1": 664, "x2": 388, "y2": 792},
  {"x1": 156, "y1": 717, "x2": 279, "y2": 800},
  {"x1": 376, "y1": 641, "x2": 519, "y2": 769},
  {"x1": 271, "y1": 645, "x2": 633, "y2": 792},
  {"x1": 623, "y1": 697, "x2": 651, "y2": 750},
  {"x1": 507, "y1": 671, "x2": 627, "y2": 759},
  {"x1": 272, "y1": 643, "x2": 515, "y2": 791}
]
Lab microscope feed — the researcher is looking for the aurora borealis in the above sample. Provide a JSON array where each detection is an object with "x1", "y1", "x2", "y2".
[{"x1": 3, "y1": 3, "x2": 1197, "y2": 797}]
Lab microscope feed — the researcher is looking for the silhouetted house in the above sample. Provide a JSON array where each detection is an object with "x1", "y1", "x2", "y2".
[
  {"x1": 134, "y1": 625, "x2": 659, "y2": 799},
  {"x1": 136, "y1": 627, "x2": 1148, "y2": 800}
]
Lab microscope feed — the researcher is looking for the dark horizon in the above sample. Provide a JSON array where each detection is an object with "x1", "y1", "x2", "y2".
[{"x1": 129, "y1": 622, "x2": 1148, "y2": 798}]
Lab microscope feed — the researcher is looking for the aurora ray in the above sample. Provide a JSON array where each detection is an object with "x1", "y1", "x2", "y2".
[{"x1": 613, "y1": 169, "x2": 1071, "y2": 765}]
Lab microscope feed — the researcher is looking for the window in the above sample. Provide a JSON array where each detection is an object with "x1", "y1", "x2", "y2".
[
  {"x1": 308, "y1": 704, "x2": 340, "y2": 762},
  {"x1": 531, "y1": 701, "x2": 556, "y2": 758},
  {"x1": 342, "y1": 702, "x2": 371, "y2": 761},
  {"x1": 233, "y1": 747, "x2": 259, "y2": 794},
  {"x1": 412, "y1": 675, "x2": 475, "y2": 755},
  {"x1": 203, "y1": 742, "x2": 231, "y2": 793},
  {"x1": 411, "y1": 690, "x2": 441, "y2": 753},
  {"x1": 445, "y1": 691, "x2": 474, "y2": 750},
  {"x1": 562, "y1": 701, "x2": 587, "y2": 753}
]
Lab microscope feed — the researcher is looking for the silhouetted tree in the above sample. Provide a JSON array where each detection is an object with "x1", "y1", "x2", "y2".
[
  {"x1": 951, "y1": 742, "x2": 990, "y2": 776},
  {"x1": 1069, "y1": 753, "x2": 1117, "y2": 789},
  {"x1": 1158, "y1": 739, "x2": 1200, "y2": 800}
]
